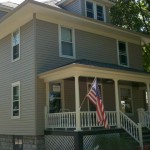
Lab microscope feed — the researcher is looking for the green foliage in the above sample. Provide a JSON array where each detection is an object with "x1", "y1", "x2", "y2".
[{"x1": 110, "y1": 0, "x2": 150, "y2": 72}]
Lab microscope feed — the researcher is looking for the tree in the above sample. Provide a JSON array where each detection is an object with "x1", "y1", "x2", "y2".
[{"x1": 110, "y1": 0, "x2": 150, "y2": 72}]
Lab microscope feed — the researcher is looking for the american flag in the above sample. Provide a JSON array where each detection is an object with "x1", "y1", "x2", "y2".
[{"x1": 87, "y1": 78, "x2": 109, "y2": 128}]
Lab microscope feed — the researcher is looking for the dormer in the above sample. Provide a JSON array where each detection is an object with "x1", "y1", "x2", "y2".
[{"x1": 57, "y1": 0, "x2": 116, "y2": 23}]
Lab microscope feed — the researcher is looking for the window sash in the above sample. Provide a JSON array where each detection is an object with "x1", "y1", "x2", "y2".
[
  {"x1": 12, "y1": 29, "x2": 20, "y2": 61},
  {"x1": 60, "y1": 26, "x2": 74, "y2": 58},
  {"x1": 118, "y1": 41, "x2": 128, "y2": 66},
  {"x1": 86, "y1": 1, "x2": 104, "y2": 21},
  {"x1": 12, "y1": 82, "x2": 20, "y2": 118},
  {"x1": 86, "y1": 1, "x2": 94, "y2": 18}
]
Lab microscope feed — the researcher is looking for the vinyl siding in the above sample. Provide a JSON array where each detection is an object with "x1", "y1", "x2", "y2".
[
  {"x1": 0, "y1": 10, "x2": 7, "y2": 19},
  {"x1": 128, "y1": 43, "x2": 143, "y2": 70},
  {"x1": 0, "y1": 20, "x2": 36, "y2": 135},
  {"x1": 62, "y1": 0, "x2": 82, "y2": 15},
  {"x1": 75, "y1": 29, "x2": 118, "y2": 64}
]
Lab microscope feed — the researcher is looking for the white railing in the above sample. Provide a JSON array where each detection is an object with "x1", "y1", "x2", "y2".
[
  {"x1": 46, "y1": 110, "x2": 117, "y2": 129},
  {"x1": 120, "y1": 111, "x2": 143, "y2": 149},
  {"x1": 138, "y1": 108, "x2": 150, "y2": 129},
  {"x1": 80, "y1": 111, "x2": 117, "y2": 128},
  {"x1": 47, "y1": 112, "x2": 76, "y2": 129}
]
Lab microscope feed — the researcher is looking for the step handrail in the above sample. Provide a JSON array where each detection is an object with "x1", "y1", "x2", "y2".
[
  {"x1": 143, "y1": 111, "x2": 150, "y2": 129},
  {"x1": 120, "y1": 111, "x2": 143, "y2": 149}
]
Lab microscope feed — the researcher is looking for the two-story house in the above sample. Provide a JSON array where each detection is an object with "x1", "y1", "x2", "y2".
[{"x1": 0, "y1": 0, "x2": 150, "y2": 149}]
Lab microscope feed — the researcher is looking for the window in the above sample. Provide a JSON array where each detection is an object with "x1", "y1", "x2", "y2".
[
  {"x1": 13, "y1": 136, "x2": 23, "y2": 150},
  {"x1": 12, "y1": 29, "x2": 20, "y2": 61},
  {"x1": 49, "y1": 83, "x2": 61, "y2": 113},
  {"x1": 117, "y1": 41, "x2": 128, "y2": 66},
  {"x1": 86, "y1": 1, "x2": 94, "y2": 18},
  {"x1": 12, "y1": 81, "x2": 20, "y2": 119},
  {"x1": 86, "y1": 1, "x2": 105, "y2": 21},
  {"x1": 87, "y1": 82, "x2": 103, "y2": 111},
  {"x1": 120, "y1": 86, "x2": 133, "y2": 114},
  {"x1": 59, "y1": 26, "x2": 75, "y2": 58}
]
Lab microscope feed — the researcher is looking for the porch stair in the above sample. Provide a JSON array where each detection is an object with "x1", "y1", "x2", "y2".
[{"x1": 142, "y1": 127, "x2": 150, "y2": 149}]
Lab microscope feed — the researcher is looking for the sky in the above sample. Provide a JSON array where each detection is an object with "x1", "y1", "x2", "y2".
[{"x1": 0, "y1": 0, "x2": 46, "y2": 4}]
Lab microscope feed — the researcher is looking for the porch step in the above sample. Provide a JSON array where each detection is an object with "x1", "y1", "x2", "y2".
[{"x1": 142, "y1": 128, "x2": 150, "y2": 148}]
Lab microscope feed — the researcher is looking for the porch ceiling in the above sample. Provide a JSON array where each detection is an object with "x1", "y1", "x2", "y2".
[{"x1": 38, "y1": 60, "x2": 150, "y2": 83}]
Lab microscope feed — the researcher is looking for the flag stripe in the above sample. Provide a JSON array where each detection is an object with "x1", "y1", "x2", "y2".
[{"x1": 86, "y1": 78, "x2": 109, "y2": 129}]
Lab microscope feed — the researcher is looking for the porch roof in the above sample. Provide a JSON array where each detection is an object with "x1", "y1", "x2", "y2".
[{"x1": 39, "y1": 59, "x2": 150, "y2": 83}]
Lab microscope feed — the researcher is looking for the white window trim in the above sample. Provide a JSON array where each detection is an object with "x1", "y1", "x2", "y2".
[
  {"x1": 85, "y1": 0, "x2": 106, "y2": 22},
  {"x1": 117, "y1": 40, "x2": 129, "y2": 67},
  {"x1": 11, "y1": 28, "x2": 20, "y2": 62},
  {"x1": 119, "y1": 85, "x2": 133, "y2": 116},
  {"x1": 11, "y1": 81, "x2": 20, "y2": 119},
  {"x1": 58, "y1": 25, "x2": 76, "y2": 59},
  {"x1": 87, "y1": 82, "x2": 103, "y2": 111}
]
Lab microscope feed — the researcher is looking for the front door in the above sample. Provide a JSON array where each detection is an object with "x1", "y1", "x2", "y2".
[{"x1": 119, "y1": 86, "x2": 133, "y2": 115}]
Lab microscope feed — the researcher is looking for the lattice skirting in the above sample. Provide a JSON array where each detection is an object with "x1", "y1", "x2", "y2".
[{"x1": 45, "y1": 135, "x2": 75, "y2": 150}]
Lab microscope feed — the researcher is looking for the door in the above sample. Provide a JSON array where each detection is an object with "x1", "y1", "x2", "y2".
[{"x1": 119, "y1": 86, "x2": 133, "y2": 115}]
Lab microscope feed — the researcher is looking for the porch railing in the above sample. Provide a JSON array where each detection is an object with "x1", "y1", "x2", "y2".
[
  {"x1": 80, "y1": 111, "x2": 117, "y2": 128},
  {"x1": 46, "y1": 110, "x2": 117, "y2": 129},
  {"x1": 120, "y1": 111, "x2": 143, "y2": 149},
  {"x1": 138, "y1": 109, "x2": 150, "y2": 129},
  {"x1": 47, "y1": 112, "x2": 76, "y2": 129}
]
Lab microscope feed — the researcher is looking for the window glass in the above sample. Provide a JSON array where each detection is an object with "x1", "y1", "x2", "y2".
[
  {"x1": 86, "y1": 1, "x2": 94, "y2": 18},
  {"x1": 61, "y1": 27, "x2": 73, "y2": 57},
  {"x1": 97, "y1": 5, "x2": 104, "y2": 21},
  {"x1": 12, "y1": 82, "x2": 20, "y2": 118},
  {"x1": 49, "y1": 83, "x2": 61, "y2": 113},
  {"x1": 120, "y1": 87, "x2": 132, "y2": 114},
  {"x1": 118, "y1": 41, "x2": 128, "y2": 66},
  {"x1": 13, "y1": 136, "x2": 23, "y2": 150},
  {"x1": 12, "y1": 29, "x2": 20, "y2": 61}
]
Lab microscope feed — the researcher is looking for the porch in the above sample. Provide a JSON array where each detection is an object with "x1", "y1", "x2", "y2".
[{"x1": 39, "y1": 59, "x2": 150, "y2": 149}]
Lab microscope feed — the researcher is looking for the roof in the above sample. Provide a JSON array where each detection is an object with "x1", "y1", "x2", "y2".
[
  {"x1": 71, "y1": 59, "x2": 150, "y2": 74},
  {"x1": 43, "y1": 59, "x2": 150, "y2": 75},
  {"x1": 39, "y1": 59, "x2": 150, "y2": 83},
  {"x1": 0, "y1": 1, "x2": 18, "y2": 9},
  {"x1": 42, "y1": 0, "x2": 61, "y2": 8},
  {"x1": 0, "y1": 0, "x2": 149, "y2": 44}
]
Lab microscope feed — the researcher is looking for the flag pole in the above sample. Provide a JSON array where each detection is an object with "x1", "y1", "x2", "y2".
[{"x1": 79, "y1": 77, "x2": 97, "y2": 110}]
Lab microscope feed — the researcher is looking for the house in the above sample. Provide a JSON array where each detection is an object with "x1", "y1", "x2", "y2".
[{"x1": 0, "y1": 0, "x2": 150, "y2": 149}]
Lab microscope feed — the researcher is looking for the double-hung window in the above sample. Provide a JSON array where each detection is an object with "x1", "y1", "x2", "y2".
[
  {"x1": 59, "y1": 26, "x2": 75, "y2": 58},
  {"x1": 12, "y1": 29, "x2": 20, "y2": 62},
  {"x1": 86, "y1": 1, "x2": 105, "y2": 21},
  {"x1": 118, "y1": 41, "x2": 128, "y2": 66},
  {"x1": 12, "y1": 81, "x2": 20, "y2": 119}
]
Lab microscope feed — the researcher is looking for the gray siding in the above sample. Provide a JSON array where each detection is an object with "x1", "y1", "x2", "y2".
[
  {"x1": 35, "y1": 19, "x2": 144, "y2": 73},
  {"x1": 76, "y1": 29, "x2": 118, "y2": 64},
  {"x1": 128, "y1": 43, "x2": 143, "y2": 70},
  {"x1": 0, "y1": 20, "x2": 36, "y2": 135},
  {"x1": 0, "y1": 10, "x2": 7, "y2": 19},
  {"x1": 62, "y1": 0, "x2": 81, "y2": 15}
]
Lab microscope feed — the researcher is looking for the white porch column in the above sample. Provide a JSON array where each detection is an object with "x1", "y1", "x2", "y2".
[
  {"x1": 114, "y1": 79, "x2": 121, "y2": 128},
  {"x1": 45, "y1": 82, "x2": 49, "y2": 129},
  {"x1": 147, "y1": 83, "x2": 150, "y2": 112},
  {"x1": 75, "y1": 76, "x2": 81, "y2": 131}
]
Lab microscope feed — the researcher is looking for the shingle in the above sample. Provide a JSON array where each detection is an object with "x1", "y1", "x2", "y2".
[{"x1": 0, "y1": 2, "x2": 18, "y2": 9}]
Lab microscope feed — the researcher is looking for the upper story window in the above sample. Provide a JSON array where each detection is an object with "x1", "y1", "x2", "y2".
[
  {"x1": 59, "y1": 26, "x2": 75, "y2": 59},
  {"x1": 12, "y1": 29, "x2": 20, "y2": 62},
  {"x1": 86, "y1": 1, "x2": 105, "y2": 22},
  {"x1": 12, "y1": 81, "x2": 20, "y2": 119},
  {"x1": 117, "y1": 41, "x2": 129, "y2": 67}
]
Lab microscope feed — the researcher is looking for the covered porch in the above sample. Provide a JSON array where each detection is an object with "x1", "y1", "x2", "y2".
[
  {"x1": 39, "y1": 60, "x2": 150, "y2": 149},
  {"x1": 39, "y1": 60, "x2": 150, "y2": 130}
]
